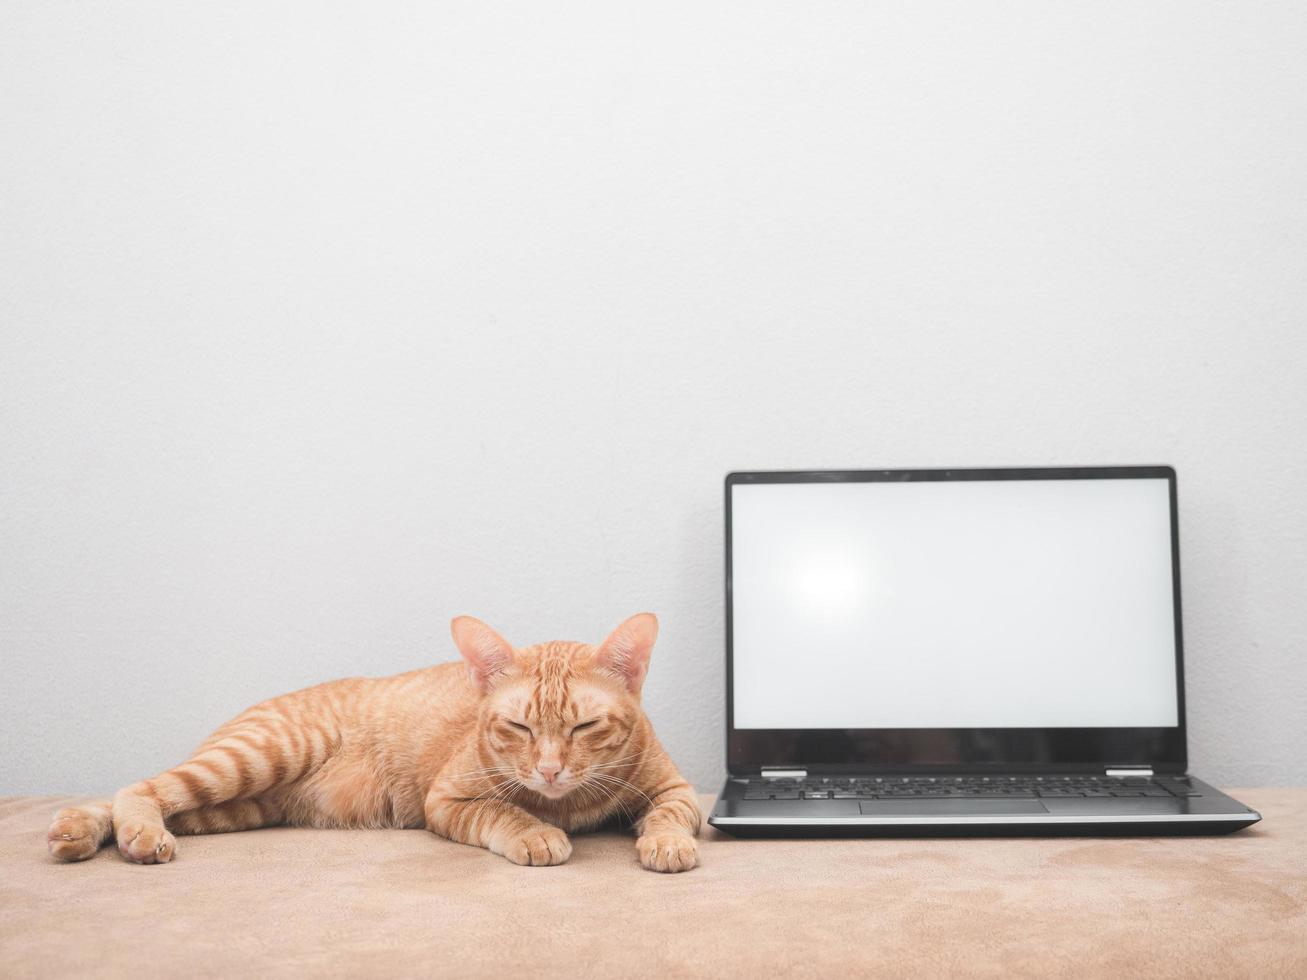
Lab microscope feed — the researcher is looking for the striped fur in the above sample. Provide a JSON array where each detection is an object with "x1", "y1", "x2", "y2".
[{"x1": 47, "y1": 613, "x2": 700, "y2": 872}]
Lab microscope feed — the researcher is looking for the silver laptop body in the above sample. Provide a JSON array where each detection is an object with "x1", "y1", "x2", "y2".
[{"x1": 708, "y1": 467, "x2": 1260, "y2": 836}]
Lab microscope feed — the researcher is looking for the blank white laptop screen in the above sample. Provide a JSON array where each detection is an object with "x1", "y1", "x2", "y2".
[{"x1": 730, "y1": 478, "x2": 1179, "y2": 730}]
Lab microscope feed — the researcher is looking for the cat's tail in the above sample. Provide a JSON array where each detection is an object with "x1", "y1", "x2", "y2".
[{"x1": 46, "y1": 800, "x2": 115, "y2": 862}]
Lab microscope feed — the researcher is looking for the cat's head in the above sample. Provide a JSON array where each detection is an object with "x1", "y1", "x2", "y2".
[{"x1": 450, "y1": 613, "x2": 658, "y2": 801}]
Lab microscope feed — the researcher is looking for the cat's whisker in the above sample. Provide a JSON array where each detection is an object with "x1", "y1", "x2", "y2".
[
  {"x1": 573, "y1": 780, "x2": 599, "y2": 811},
  {"x1": 578, "y1": 775, "x2": 636, "y2": 827},
  {"x1": 583, "y1": 775, "x2": 643, "y2": 815},
  {"x1": 610, "y1": 789, "x2": 639, "y2": 828},
  {"x1": 572, "y1": 780, "x2": 614, "y2": 829},
  {"x1": 466, "y1": 775, "x2": 521, "y2": 836},
  {"x1": 585, "y1": 760, "x2": 654, "y2": 784},
  {"x1": 454, "y1": 775, "x2": 514, "y2": 804},
  {"x1": 583, "y1": 782, "x2": 617, "y2": 821},
  {"x1": 452, "y1": 762, "x2": 520, "y2": 775},
  {"x1": 586, "y1": 772, "x2": 656, "y2": 809},
  {"x1": 450, "y1": 766, "x2": 519, "y2": 782},
  {"x1": 587, "y1": 749, "x2": 654, "y2": 770},
  {"x1": 462, "y1": 780, "x2": 509, "y2": 804}
]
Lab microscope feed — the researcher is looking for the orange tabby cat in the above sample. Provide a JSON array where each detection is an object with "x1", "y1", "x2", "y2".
[{"x1": 46, "y1": 613, "x2": 700, "y2": 872}]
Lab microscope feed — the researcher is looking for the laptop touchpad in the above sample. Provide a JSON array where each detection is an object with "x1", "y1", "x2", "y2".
[{"x1": 860, "y1": 800, "x2": 1050, "y2": 815}]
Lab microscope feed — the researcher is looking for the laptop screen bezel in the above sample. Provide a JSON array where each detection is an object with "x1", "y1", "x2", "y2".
[{"x1": 724, "y1": 466, "x2": 1188, "y2": 774}]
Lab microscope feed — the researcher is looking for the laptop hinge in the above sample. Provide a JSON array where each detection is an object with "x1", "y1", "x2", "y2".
[
  {"x1": 1105, "y1": 766, "x2": 1154, "y2": 777},
  {"x1": 760, "y1": 768, "x2": 807, "y2": 779}
]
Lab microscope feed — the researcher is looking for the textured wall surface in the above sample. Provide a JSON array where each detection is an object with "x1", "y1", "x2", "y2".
[{"x1": 2, "y1": 1, "x2": 1305, "y2": 796}]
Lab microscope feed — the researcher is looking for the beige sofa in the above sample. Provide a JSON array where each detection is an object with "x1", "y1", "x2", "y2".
[{"x1": 2, "y1": 789, "x2": 1303, "y2": 977}]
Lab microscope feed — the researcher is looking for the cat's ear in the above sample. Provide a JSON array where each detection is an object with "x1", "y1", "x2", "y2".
[
  {"x1": 451, "y1": 616, "x2": 515, "y2": 692},
  {"x1": 593, "y1": 613, "x2": 659, "y2": 695}
]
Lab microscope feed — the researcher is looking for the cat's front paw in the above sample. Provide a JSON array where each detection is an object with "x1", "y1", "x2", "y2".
[
  {"x1": 116, "y1": 822, "x2": 177, "y2": 865},
  {"x1": 498, "y1": 826, "x2": 572, "y2": 867},
  {"x1": 637, "y1": 833, "x2": 698, "y2": 873}
]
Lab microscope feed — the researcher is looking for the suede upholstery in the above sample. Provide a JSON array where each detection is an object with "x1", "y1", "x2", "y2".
[{"x1": 2, "y1": 790, "x2": 1304, "y2": 977}]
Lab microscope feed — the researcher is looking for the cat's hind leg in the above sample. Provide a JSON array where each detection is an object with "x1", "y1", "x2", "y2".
[
  {"x1": 46, "y1": 800, "x2": 114, "y2": 862},
  {"x1": 113, "y1": 722, "x2": 327, "y2": 863},
  {"x1": 167, "y1": 797, "x2": 284, "y2": 836}
]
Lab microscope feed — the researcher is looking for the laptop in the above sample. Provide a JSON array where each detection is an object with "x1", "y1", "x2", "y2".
[{"x1": 708, "y1": 466, "x2": 1261, "y2": 836}]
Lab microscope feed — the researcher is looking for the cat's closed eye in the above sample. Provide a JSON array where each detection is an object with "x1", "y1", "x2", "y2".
[
  {"x1": 569, "y1": 720, "x2": 600, "y2": 735},
  {"x1": 506, "y1": 720, "x2": 533, "y2": 736}
]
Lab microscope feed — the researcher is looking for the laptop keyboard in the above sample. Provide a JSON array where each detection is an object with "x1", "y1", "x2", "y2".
[{"x1": 741, "y1": 775, "x2": 1200, "y2": 800}]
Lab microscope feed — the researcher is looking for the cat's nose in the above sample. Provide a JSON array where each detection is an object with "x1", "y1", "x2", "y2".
[{"x1": 537, "y1": 761, "x2": 563, "y2": 783}]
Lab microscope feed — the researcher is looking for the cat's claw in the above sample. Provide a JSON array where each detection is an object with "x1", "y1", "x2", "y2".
[
  {"x1": 500, "y1": 826, "x2": 572, "y2": 867},
  {"x1": 637, "y1": 833, "x2": 698, "y2": 873},
  {"x1": 46, "y1": 809, "x2": 104, "y2": 862},
  {"x1": 116, "y1": 823, "x2": 177, "y2": 865}
]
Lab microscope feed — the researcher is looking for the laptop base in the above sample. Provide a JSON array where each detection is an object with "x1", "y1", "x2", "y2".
[{"x1": 708, "y1": 775, "x2": 1261, "y2": 837}]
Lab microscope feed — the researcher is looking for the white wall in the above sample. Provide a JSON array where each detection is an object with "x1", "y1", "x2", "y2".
[{"x1": 2, "y1": 1, "x2": 1305, "y2": 796}]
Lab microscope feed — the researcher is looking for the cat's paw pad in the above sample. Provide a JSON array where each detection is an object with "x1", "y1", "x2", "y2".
[
  {"x1": 637, "y1": 833, "x2": 698, "y2": 873},
  {"x1": 500, "y1": 826, "x2": 572, "y2": 867},
  {"x1": 116, "y1": 823, "x2": 176, "y2": 865},
  {"x1": 47, "y1": 808, "x2": 105, "y2": 862}
]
